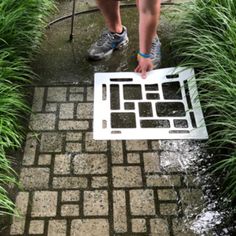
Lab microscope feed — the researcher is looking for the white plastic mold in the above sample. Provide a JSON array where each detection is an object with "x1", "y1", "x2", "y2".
[{"x1": 93, "y1": 67, "x2": 208, "y2": 140}]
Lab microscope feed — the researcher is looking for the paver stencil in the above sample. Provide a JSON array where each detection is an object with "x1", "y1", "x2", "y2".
[{"x1": 94, "y1": 67, "x2": 208, "y2": 140}]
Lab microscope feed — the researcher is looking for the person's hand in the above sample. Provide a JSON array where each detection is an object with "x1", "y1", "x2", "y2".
[{"x1": 135, "y1": 56, "x2": 153, "y2": 79}]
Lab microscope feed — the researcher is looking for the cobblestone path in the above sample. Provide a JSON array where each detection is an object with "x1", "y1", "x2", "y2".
[{"x1": 9, "y1": 86, "x2": 203, "y2": 236}]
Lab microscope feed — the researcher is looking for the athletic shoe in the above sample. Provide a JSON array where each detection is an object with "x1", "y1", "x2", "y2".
[
  {"x1": 88, "y1": 26, "x2": 129, "y2": 60},
  {"x1": 150, "y1": 36, "x2": 161, "y2": 68}
]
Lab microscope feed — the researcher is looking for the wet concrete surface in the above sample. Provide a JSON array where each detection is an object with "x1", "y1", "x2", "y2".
[
  {"x1": 7, "y1": 1, "x2": 234, "y2": 236},
  {"x1": 32, "y1": 4, "x2": 178, "y2": 86}
]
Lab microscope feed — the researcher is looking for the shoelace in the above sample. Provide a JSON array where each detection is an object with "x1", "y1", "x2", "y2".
[{"x1": 97, "y1": 31, "x2": 113, "y2": 46}]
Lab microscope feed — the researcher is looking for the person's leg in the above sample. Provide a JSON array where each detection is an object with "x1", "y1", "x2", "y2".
[
  {"x1": 96, "y1": 0, "x2": 123, "y2": 33},
  {"x1": 136, "y1": 0, "x2": 161, "y2": 72},
  {"x1": 88, "y1": 0, "x2": 129, "y2": 60},
  {"x1": 137, "y1": 0, "x2": 161, "y2": 49}
]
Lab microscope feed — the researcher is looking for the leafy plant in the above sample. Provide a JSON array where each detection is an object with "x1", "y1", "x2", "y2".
[
  {"x1": 0, "y1": 147, "x2": 19, "y2": 216},
  {"x1": 172, "y1": 0, "x2": 236, "y2": 200},
  {"x1": 0, "y1": 0, "x2": 56, "y2": 57},
  {"x1": 0, "y1": 0, "x2": 55, "y2": 216}
]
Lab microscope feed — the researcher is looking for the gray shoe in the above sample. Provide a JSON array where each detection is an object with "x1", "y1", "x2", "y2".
[
  {"x1": 88, "y1": 26, "x2": 129, "y2": 60},
  {"x1": 150, "y1": 36, "x2": 161, "y2": 68}
]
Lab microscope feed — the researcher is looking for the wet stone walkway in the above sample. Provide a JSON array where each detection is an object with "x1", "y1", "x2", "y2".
[
  {"x1": 7, "y1": 1, "x2": 206, "y2": 235},
  {"x1": 9, "y1": 86, "x2": 204, "y2": 236}
]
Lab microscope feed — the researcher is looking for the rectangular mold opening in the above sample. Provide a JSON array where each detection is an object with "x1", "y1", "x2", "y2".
[
  {"x1": 125, "y1": 102, "x2": 135, "y2": 110},
  {"x1": 123, "y1": 84, "x2": 142, "y2": 100},
  {"x1": 110, "y1": 78, "x2": 133, "y2": 82},
  {"x1": 169, "y1": 130, "x2": 190, "y2": 134},
  {"x1": 111, "y1": 130, "x2": 122, "y2": 134},
  {"x1": 162, "y1": 82, "x2": 182, "y2": 100},
  {"x1": 111, "y1": 112, "x2": 136, "y2": 128},
  {"x1": 190, "y1": 112, "x2": 197, "y2": 128},
  {"x1": 102, "y1": 120, "x2": 107, "y2": 129},
  {"x1": 166, "y1": 74, "x2": 179, "y2": 79},
  {"x1": 174, "y1": 119, "x2": 188, "y2": 128},
  {"x1": 139, "y1": 102, "x2": 153, "y2": 117},
  {"x1": 184, "y1": 80, "x2": 193, "y2": 110},
  {"x1": 146, "y1": 93, "x2": 160, "y2": 100},
  {"x1": 102, "y1": 84, "x2": 107, "y2": 100},
  {"x1": 110, "y1": 84, "x2": 120, "y2": 110},
  {"x1": 156, "y1": 102, "x2": 186, "y2": 117},
  {"x1": 145, "y1": 84, "x2": 159, "y2": 91},
  {"x1": 140, "y1": 119, "x2": 170, "y2": 128}
]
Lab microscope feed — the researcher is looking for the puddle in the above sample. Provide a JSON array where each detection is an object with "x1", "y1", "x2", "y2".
[
  {"x1": 191, "y1": 211, "x2": 224, "y2": 235},
  {"x1": 159, "y1": 140, "x2": 236, "y2": 235}
]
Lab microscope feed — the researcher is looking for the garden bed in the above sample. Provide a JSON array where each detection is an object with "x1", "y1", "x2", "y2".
[{"x1": 0, "y1": 0, "x2": 55, "y2": 226}]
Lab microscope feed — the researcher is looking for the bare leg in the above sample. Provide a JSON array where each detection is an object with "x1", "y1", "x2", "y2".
[
  {"x1": 137, "y1": 0, "x2": 161, "y2": 53},
  {"x1": 135, "y1": 0, "x2": 161, "y2": 78},
  {"x1": 96, "y1": 0, "x2": 123, "y2": 33}
]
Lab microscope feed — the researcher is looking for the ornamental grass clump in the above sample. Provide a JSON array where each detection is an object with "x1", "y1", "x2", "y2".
[
  {"x1": 172, "y1": 0, "x2": 236, "y2": 200},
  {"x1": 0, "y1": 0, "x2": 56, "y2": 57},
  {"x1": 0, "y1": 52, "x2": 30, "y2": 217},
  {"x1": 0, "y1": 0, "x2": 55, "y2": 216}
]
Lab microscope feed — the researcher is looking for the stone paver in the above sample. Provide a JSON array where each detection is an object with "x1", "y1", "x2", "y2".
[
  {"x1": 172, "y1": 219, "x2": 196, "y2": 236},
  {"x1": 132, "y1": 218, "x2": 147, "y2": 233},
  {"x1": 45, "y1": 102, "x2": 57, "y2": 112},
  {"x1": 150, "y1": 218, "x2": 170, "y2": 235},
  {"x1": 29, "y1": 220, "x2": 44, "y2": 235},
  {"x1": 48, "y1": 220, "x2": 67, "y2": 236},
  {"x1": 130, "y1": 189, "x2": 155, "y2": 215},
  {"x1": 59, "y1": 120, "x2": 89, "y2": 130},
  {"x1": 66, "y1": 142, "x2": 82, "y2": 152},
  {"x1": 31, "y1": 191, "x2": 57, "y2": 217},
  {"x1": 10, "y1": 83, "x2": 204, "y2": 235},
  {"x1": 111, "y1": 141, "x2": 123, "y2": 164},
  {"x1": 10, "y1": 192, "x2": 29, "y2": 235},
  {"x1": 146, "y1": 174, "x2": 181, "y2": 187},
  {"x1": 54, "y1": 154, "x2": 71, "y2": 174},
  {"x1": 53, "y1": 176, "x2": 87, "y2": 189},
  {"x1": 66, "y1": 132, "x2": 82, "y2": 141},
  {"x1": 29, "y1": 113, "x2": 56, "y2": 130},
  {"x1": 20, "y1": 167, "x2": 50, "y2": 189},
  {"x1": 69, "y1": 93, "x2": 84, "y2": 102},
  {"x1": 143, "y1": 152, "x2": 160, "y2": 172},
  {"x1": 73, "y1": 153, "x2": 107, "y2": 174},
  {"x1": 160, "y1": 203, "x2": 178, "y2": 215},
  {"x1": 127, "y1": 153, "x2": 140, "y2": 163},
  {"x1": 32, "y1": 87, "x2": 45, "y2": 112},
  {"x1": 61, "y1": 204, "x2": 79, "y2": 216},
  {"x1": 113, "y1": 190, "x2": 127, "y2": 233},
  {"x1": 61, "y1": 190, "x2": 80, "y2": 202},
  {"x1": 71, "y1": 219, "x2": 109, "y2": 236},
  {"x1": 38, "y1": 154, "x2": 52, "y2": 165},
  {"x1": 40, "y1": 132, "x2": 64, "y2": 152},
  {"x1": 158, "y1": 189, "x2": 178, "y2": 200},
  {"x1": 77, "y1": 103, "x2": 93, "y2": 119},
  {"x1": 59, "y1": 103, "x2": 74, "y2": 119},
  {"x1": 112, "y1": 166, "x2": 143, "y2": 188},
  {"x1": 85, "y1": 132, "x2": 107, "y2": 152},
  {"x1": 22, "y1": 133, "x2": 37, "y2": 166},
  {"x1": 47, "y1": 87, "x2": 67, "y2": 102},
  {"x1": 84, "y1": 190, "x2": 108, "y2": 216},
  {"x1": 92, "y1": 176, "x2": 108, "y2": 188}
]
